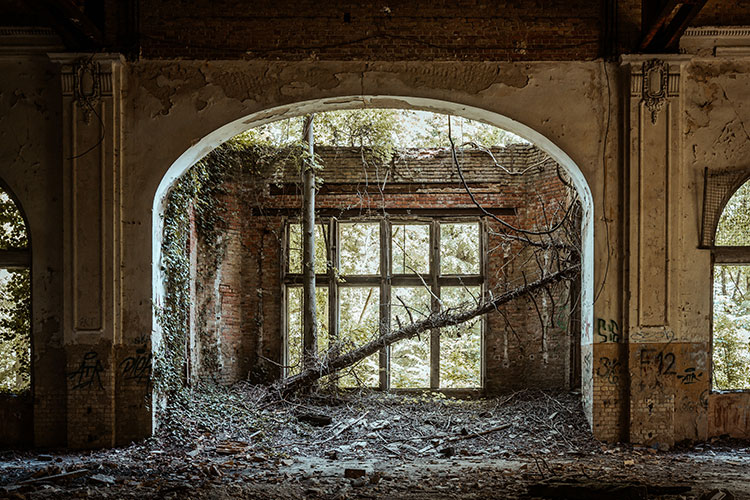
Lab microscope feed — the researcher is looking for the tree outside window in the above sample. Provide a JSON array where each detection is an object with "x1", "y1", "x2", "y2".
[
  {"x1": 0, "y1": 188, "x2": 31, "y2": 394},
  {"x1": 713, "y1": 180, "x2": 750, "y2": 391},
  {"x1": 284, "y1": 217, "x2": 483, "y2": 389}
]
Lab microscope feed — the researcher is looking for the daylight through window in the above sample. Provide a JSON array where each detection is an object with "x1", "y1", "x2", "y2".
[
  {"x1": 0, "y1": 187, "x2": 31, "y2": 394},
  {"x1": 712, "y1": 179, "x2": 750, "y2": 391},
  {"x1": 284, "y1": 218, "x2": 483, "y2": 389}
]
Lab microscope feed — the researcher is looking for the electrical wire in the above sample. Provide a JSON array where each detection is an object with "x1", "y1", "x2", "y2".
[{"x1": 593, "y1": 59, "x2": 612, "y2": 305}]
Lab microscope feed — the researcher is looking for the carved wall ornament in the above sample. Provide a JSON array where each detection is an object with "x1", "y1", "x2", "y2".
[
  {"x1": 642, "y1": 59, "x2": 669, "y2": 124},
  {"x1": 73, "y1": 58, "x2": 101, "y2": 123}
]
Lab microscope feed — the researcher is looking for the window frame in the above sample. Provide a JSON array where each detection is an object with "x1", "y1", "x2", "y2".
[
  {"x1": 282, "y1": 214, "x2": 486, "y2": 391},
  {"x1": 710, "y1": 248, "x2": 750, "y2": 393}
]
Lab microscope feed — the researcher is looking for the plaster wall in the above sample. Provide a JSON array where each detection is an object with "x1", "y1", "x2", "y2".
[
  {"x1": 0, "y1": 54, "x2": 66, "y2": 447},
  {"x1": 9, "y1": 47, "x2": 750, "y2": 446}
]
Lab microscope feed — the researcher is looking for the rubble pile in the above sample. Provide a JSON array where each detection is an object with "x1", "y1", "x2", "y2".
[{"x1": 0, "y1": 385, "x2": 748, "y2": 499}]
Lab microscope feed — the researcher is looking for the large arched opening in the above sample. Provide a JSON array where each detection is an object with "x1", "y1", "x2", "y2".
[{"x1": 151, "y1": 96, "x2": 595, "y2": 427}]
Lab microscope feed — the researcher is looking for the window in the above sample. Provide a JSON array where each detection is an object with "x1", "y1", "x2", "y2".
[
  {"x1": 712, "y1": 179, "x2": 750, "y2": 391},
  {"x1": 0, "y1": 186, "x2": 31, "y2": 394},
  {"x1": 283, "y1": 217, "x2": 484, "y2": 389}
]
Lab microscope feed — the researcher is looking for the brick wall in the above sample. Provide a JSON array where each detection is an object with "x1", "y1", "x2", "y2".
[
  {"x1": 189, "y1": 144, "x2": 579, "y2": 392},
  {"x1": 139, "y1": 1, "x2": 605, "y2": 61}
]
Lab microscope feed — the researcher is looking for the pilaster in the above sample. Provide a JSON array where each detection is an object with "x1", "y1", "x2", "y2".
[{"x1": 49, "y1": 53, "x2": 124, "y2": 448}]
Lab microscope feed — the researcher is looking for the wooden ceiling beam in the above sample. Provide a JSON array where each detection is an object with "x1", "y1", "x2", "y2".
[{"x1": 639, "y1": 0, "x2": 707, "y2": 52}]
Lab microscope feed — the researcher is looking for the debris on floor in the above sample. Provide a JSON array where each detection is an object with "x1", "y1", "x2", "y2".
[{"x1": 0, "y1": 384, "x2": 748, "y2": 499}]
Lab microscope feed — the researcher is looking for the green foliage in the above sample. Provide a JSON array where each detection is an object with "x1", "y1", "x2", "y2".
[
  {"x1": 716, "y1": 181, "x2": 750, "y2": 246},
  {"x1": 390, "y1": 287, "x2": 431, "y2": 388},
  {"x1": 713, "y1": 264, "x2": 750, "y2": 390},
  {"x1": 286, "y1": 287, "x2": 329, "y2": 377},
  {"x1": 0, "y1": 189, "x2": 30, "y2": 394},
  {"x1": 0, "y1": 191, "x2": 28, "y2": 250},
  {"x1": 439, "y1": 287, "x2": 481, "y2": 388},
  {"x1": 440, "y1": 223, "x2": 480, "y2": 275},
  {"x1": 339, "y1": 222, "x2": 380, "y2": 275},
  {"x1": 338, "y1": 287, "x2": 381, "y2": 387},
  {"x1": 288, "y1": 223, "x2": 328, "y2": 274},
  {"x1": 234, "y1": 109, "x2": 525, "y2": 154},
  {"x1": 0, "y1": 269, "x2": 30, "y2": 393},
  {"x1": 154, "y1": 145, "x2": 233, "y2": 395}
]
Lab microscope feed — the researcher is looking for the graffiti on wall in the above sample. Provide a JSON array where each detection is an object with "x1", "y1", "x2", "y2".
[
  {"x1": 596, "y1": 356, "x2": 620, "y2": 385},
  {"x1": 677, "y1": 367, "x2": 703, "y2": 385},
  {"x1": 631, "y1": 329, "x2": 676, "y2": 343},
  {"x1": 68, "y1": 351, "x2": 104, "y2": 390},
  {"x1": 120, "y1": 345, "x2": 152, "y2": 386},
  {"x1": 596, "y1": 318, "x2": 620, "y2": 343}
]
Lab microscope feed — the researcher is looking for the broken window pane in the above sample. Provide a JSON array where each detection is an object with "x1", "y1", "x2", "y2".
[
  {"x1": 338, "y1": 286, "x2": 380, "y2": 387},
  {"x1": 339, "y1": 223, "x2": 380, "y2": 275},
  {"x1": 712, "y1": 264, "x2": 750, "y2": 390},
  {"x1": 440, "y1": 222, "x2": 480, "y2": 275},
  {"x1": 0, "y1": 268, "x2": 31, "y2": 393},
  {"x1": 439, "y1": 286, "x2": 481, "y2": 388},
  {"x1": 391, "y1": 224, "x2": 429, "y2": 275},
  {"x1": 288, "y1": 223, "x2": 328, "y2": 274},
  {"x1": 390, "y1": 287, "x2": 432, "y2": 388},
  {"x1": 286, "y1": 286, "x2": 329, "y2": 377}
]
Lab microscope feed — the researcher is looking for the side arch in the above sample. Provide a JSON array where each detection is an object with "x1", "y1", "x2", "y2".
[{"x1": 0, "y1": 178, "x2": 33, "y2": 446}]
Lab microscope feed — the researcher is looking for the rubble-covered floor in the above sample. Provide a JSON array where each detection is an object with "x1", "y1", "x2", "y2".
[{"x1": 1, "y1": 386, "x2": 749, "y2": 499}]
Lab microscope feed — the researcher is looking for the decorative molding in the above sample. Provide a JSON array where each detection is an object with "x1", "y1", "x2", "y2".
[
  {"x1": 53, "y1": 55, "x2": 120, "y2": 123},
  {"x1": 0, "y1": 26, "x2": 63, "y2": 55},
  {"x1": 54, "y1": 53, "x2": 124, "y2": 341},
  {"x1": 73, "y1": 58, "x2": 101, "y2": 123},
  {"x1": 683, "y1": 26, "x2": 750, "y2": 39},
  {"x1": 642, "y1": 59, "x2": 669, "y2": 124},
  {"x1": 681, "y1": 26, "x2": 750, "y2": 56},
  {"x1": 715, "y1": 46, "x2": 750, "y2": 57}
]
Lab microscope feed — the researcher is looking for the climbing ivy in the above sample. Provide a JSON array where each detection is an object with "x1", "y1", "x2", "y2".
[
  {"x1": 154, "y1": 139, "x2": 310, "y2": 395},
  {"x1": 154, "y1": 144, "x2": 233, "y2": 395}
]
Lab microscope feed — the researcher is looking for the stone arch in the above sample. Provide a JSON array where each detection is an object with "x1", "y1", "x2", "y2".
[{"x1": 151, "y1": 96, "x2": 595, "y2": 420}]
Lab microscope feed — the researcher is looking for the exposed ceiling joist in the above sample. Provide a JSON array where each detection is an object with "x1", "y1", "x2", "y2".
[{"x1": 640, "y1": 0, "x2": 707, "y2": 52}]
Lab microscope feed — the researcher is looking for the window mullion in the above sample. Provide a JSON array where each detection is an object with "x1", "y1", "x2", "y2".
[{"x1": 430, "y1": 219, "x2": 440, "y2": 390}]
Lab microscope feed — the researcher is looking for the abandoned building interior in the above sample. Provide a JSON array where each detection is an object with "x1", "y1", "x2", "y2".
[{"x1": 3, "y1": 0, "x2": 750, "y2": 498}]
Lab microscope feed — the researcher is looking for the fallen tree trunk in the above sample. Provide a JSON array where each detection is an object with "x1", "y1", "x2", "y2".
[{"x1": 278, "y1": 265, "x2": 579, "y2": 394}]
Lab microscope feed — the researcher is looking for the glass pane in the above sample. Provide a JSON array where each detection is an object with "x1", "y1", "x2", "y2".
[
  {"x1": 716, "y1": 181, "x2": 750, "y2": 246},
  {"x1": 712, "y1": 264, "x2": 750, "y2": 390},
  {"x1": 390, "y1": 287, "x2": 432, "y2": 388},
  {"x1": 440, "y1": 286, "x2": 481, "y2": 389},
  {"x1": 440, "y1": 222, "x2": 480, "y2": 275},
  {"x1": 339, "y1": 223, "x2": 380, "y2": 275},
  {"x1": 288, "y1": 223, "x2": 328, "y2": 274},
  {"x1": 392, "y1": 224, "x2": 430, "y2": 274},
  {"x1": 0, "y1": 189, "x2": 28, "y2": 250},
  {"x1": 0, "y1": 268, "x2": 31, "y2": 393},
  {"x1": 286, "y1": 287, "x2": 329, "y2": 377},
  {"x1": 338, "y1": 287, "x2": 380, "y2": 387}
]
